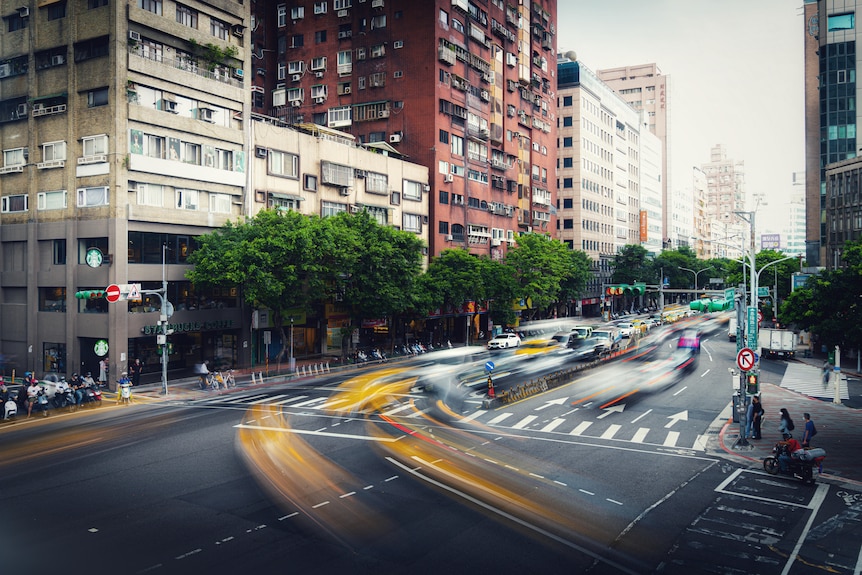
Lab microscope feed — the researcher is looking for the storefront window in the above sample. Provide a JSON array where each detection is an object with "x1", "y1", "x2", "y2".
[
  {"x1": 43, "y1": 342, "x2": 66, "y2": 374},
  {"x1": 128, "y1": 231, "x2": 199, "y2": 264}
]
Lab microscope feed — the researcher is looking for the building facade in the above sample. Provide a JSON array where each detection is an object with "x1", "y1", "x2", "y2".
[
  {"x1": 249, "y1": 0, "x2": 558, "y2": 258},
  {"x1": 596, "y1": 63, "x2": 669, "y2": 249},
  {"x1": 700, "y1": 144, "x2": 747, "y2": 253},
  {"x1": 824, "y1": 156, "x2": 862, "y2": 266}
]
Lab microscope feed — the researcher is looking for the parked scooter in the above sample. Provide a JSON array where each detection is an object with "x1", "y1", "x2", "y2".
[
  {"x1": 3, "y1": 391, "x2": 17, "y2": 420},
  {"x1": 79, "y1": 382, "x2": 103, "y2": 406},
  {"x1": 763, "y1": 441, "x2": 826, "y2": 484},
  {"x1": 33, "y1": 388, "x2": 51, "y2": 417},
  {"x1": 52, "y1": 384, "x2": 77, "y2": 410}
]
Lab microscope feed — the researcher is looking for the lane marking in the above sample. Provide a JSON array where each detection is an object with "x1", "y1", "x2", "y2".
[
  {"x1": 512, "y1": 415, "x2": 538, "y2": 430},
  {"x1": 460, "y1": 410, "x2": 487, "y2": 422},
  {"x1": 488, "y1": 412, "x2": 514, "y2": 425},
  {"x1": 272, "y1": 395, "x2": 309, "y2": 405},
  {"x1": 631, "y1": 427, "x2": 649, "y2": 443},
  {"x1": 234, "y1": 423, "x2": 402, "y2": 442},
  {"x1": 662, "y1": 431, "x2": 679, "y2": 447},
  {"x1": 672, "y1": 386, "x2": 687, "y2": 396},
  {"x1": 380, "y1": 403, "x2": 414, "y2": 417},
  {"x1": 248, "y1": 394, "x2": 289, "y2": 405},
  {"x1": 600, "y1": 424, "x2": 621, "y2": 440},
  {"x1": 540, "y1": 418, "x2": 566, "y2": 433},
  {"x1": 570, "y1": 421, "x2": 592, "y2": 436},
  {"x1": 630, "y1": 409, "x2": 652, "y2": 424},
  {"x1": 692, "y1": 434, "x2": 709, "y2": 451}
]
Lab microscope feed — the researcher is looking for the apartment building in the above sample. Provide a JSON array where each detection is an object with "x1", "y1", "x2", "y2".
[
  {"x1": 0, "y1": 0, "x2": 250, "y2": 381},
  {"x1": 700, "y1": 144, "x2": 747, "y2": 254},
  {"x1": 249, "y1": 0, "x2": 558, "y2": 257}
]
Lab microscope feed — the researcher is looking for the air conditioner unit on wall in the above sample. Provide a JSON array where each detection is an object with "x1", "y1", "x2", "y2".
[
  {"x1": 340, "y1": 188, "x2": 351, "y2": 196},
  {"x1": 18, "y1": 6, "x2": 29, "y2": 17},
  {"x1": 389, "y1": 133, "x2": 401, "y2": 143},
  {"x1": 291, "y1": 100, "x2": 301, "y2": 107},
  {"x1": 255, "y1": 147, "x2": 267, "y2": 158},
  {"x1": 445, "y1": 234, "x2": 453, "y2": 241},
  {"x1": 292, "y1": 74, "x2": 301, "y2": 82},
  {"x1": 129, "y1": 30, "x2": 140, "y2": 42},
  {"x1": 444, "y1": 174, "x2": 453, "y2": 183}
]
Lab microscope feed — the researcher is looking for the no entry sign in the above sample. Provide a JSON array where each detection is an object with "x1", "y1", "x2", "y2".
[
  {"x1": 105, "y1": 284, "x2": 121, "y2": 303},
  {"x1": 737, "y1": 347, "x2": 755, "y2": 372}
]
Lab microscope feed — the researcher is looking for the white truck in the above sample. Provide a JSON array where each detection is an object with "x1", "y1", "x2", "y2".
[
  {"x1": 758, "y1": 328, "x2": 797, "y2": 359},
  {"x1": 728, "y1": 318, "x2": 737, "y2": 342}
]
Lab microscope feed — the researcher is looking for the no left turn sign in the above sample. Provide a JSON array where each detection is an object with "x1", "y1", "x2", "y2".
[{"x1": 737, "y1": 347, "x2": 755, "y2": 372}]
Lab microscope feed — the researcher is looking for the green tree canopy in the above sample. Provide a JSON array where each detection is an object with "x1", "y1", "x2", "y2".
[{"x1": 505, "y1": 233, "x2": 572, "y2": 320}]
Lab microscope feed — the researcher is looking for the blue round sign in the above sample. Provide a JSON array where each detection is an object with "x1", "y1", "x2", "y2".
[{"x1": 485, "y1": 361, "x2": 495, "y2": 372}]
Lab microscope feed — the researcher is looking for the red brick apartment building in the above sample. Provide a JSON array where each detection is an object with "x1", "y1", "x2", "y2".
[{"x1": 250, "y1": 0, "x2": 557, "y2": 257}]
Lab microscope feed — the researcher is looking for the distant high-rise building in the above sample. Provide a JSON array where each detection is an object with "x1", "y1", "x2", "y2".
[
  {"x1": 251, "y1": 0, "x2": 558, "y2": 257},
  {"x1": 597, "y1": 63, "x2": 670, "y2": 248},
  {"x1": 701, "y1": 144, "x2": 747, "y2": 253}
]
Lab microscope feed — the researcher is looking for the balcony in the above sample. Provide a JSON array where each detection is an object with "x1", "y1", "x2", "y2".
[{"x1": 128, "y1": 45, "x2": 243, "y2": 89}]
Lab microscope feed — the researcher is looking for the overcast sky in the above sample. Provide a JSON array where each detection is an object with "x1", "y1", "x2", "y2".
[{"x1": 557, "y1": 0, "x2": 805, "y2": 232}]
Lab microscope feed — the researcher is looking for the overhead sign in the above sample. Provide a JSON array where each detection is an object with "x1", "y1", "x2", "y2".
[
  {"x1": 757, "y1": 287, "x2": 769, "y2": 297},
  {"x1": 105, "y1": 284, "x2": 122, "y2": 303},
  {"x1": 737, "y1": 347, "x2": 755, "y2": 372}
]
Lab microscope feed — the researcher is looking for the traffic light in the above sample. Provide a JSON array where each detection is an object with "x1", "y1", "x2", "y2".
[
  {"x1": 75, "y1": 290, "x2": 105, "y2": 299},
  {"x1": 746, "y1": 373, "x2": 759, "y2": 395}
]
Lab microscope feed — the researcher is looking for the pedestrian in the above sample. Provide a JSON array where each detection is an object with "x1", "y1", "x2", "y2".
[
  {"x1": 99, "y1": 357, "x2": 109, "y2": 389},
  {"x1": 750, "y1": 395, "x2": 764, "y2": 440},
  {"x1": 802, "y1": 412, "x2": 817, "y2": 447},
  {"x1": 129, "y1": 358, "x2": 143, "y2": 387},
  {"x1": 822, "y1": 360, "x2": 831, "y2": 385},
  {"x1": 778, "y1": 408, "x2": 795, "y2": 440},
  {"x1": 26, "y1": 378, "x2": 41, "y2": 417}
]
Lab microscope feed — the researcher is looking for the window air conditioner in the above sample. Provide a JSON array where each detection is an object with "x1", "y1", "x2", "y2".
[
  {"x1": 315, "y1": 71, "x2": 324, "y2": 78},
  {"x1": 129, "y1": 30, "x2": 140, "y2": 42},
  {"x1": 314, "y1": 96, "x2": 325, "y2": 103},
  {"x1": 233, "y1": 68, "x2": 244, "y2": 78},
  {"x1": 18, "y1": 6, "x2": 29, "y2": 17},
  {"x1": 343, "y1": 86, "x2": 351, "y2": 94},
  {"x1": 338, "y1": 9, "x2": 348, "y2": 17},
  {"x1": 389, "y1": 133, "x2": 402, "y2": 143},
  {"x1": 292, "y1": 74, "x2": 301, "y2": 82},
  {"x1": 255, "y1": 147, "x2": 268, "y2": 158},
  {"x1": 340, "y1": 188, "x2": 351, "y2": 196},
  {"x1": 444, "y1": 174, "x2": 453, "y2": 183},
  {"x1": 164, "y1": 100, "x2": 178, "y2": 113},
  {"x1": 445, "y1": 234, "x2": 453, "y2": 241},
  {"x1": 291, "y1": 100, "x2": 301, "y2": 107}
]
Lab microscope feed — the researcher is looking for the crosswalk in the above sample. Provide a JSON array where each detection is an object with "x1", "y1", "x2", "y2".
[
  {"x1": 780, "y1": 362, "x2": 849, "y2": 400},
  {"x1": 459, "y1": 409, "x2": 711, "y2": 451},
  {"x1": 192, "y1": 392, "x2": 710, "y2": 451}
]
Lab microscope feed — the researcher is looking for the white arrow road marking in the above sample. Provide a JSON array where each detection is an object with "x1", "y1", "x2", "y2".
[
  {"x1": 597, "y1": 404, "x2": 625, "y2": 419},
  {"x1": 535, "y1": 397, "x2": 568, "y2": 411},
  {"x1": 665, "y1": 410, "x2": 688, "y2": 428}
]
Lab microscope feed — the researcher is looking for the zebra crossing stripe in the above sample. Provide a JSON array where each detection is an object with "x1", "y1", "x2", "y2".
[
  {"x1": 291, "y1": 397, "x2": 328, "y2": 408},
  {"x1": 692, "y1": 434, "x2": 709, "y2": 451},
  {"x1": 488, "y1": 412, "x2": 514, "y2": 425},
  {"x1": 460, "y1": 410, "x2": 487, "y2": 422},
  {"x1": 540, "y1": 418, "x2": 566, "y2": 433},
  {"x1": 570, "y1": 421, "x2": 592, "y2": 436},
  {"x1": 248, "y1": 394, "x2": 289, "y2": 405},
  {"x1": 663, "y1": 431, "x2": 680, "y2": 447},
  {"x1": 600, "y1": 424, "x2": 621, "y2": 439},
  {"x1": 381, "y1": 403, "x2": 414, "y2": 417},
  {"x1": 511, "y1": 415, "x2": 537, "y2": 429},
  {"x1": 224, "y1": 394, "x2": 269, "y2": 404},
  {"x1": 272, "y1": 395, "x2": 308, "y2": 405},
  {"x1": 631, "y1": 427, "x2": 649, "y2": 443}
]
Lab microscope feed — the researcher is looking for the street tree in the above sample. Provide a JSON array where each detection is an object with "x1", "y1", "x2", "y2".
[
  {"x1": 556, "y1": 249, "x2": 592, "y2": 317},
  {"x1": 505, "y1": 233, "x2": 572, "y2": 321}
]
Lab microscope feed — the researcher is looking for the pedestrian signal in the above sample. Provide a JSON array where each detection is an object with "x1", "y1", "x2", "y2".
[{"x1": 746, "y1": 373, "x2": 759, "y2": 395}]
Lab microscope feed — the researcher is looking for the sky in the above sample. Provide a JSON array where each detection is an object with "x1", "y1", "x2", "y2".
[{"x1": 557, "y1": 0, "x2": 805, "y2": 233}]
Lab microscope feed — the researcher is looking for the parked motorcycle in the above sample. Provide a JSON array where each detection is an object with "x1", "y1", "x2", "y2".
[
  {"x1": 3, "y1": 391, "x2": 18, "y2": 420},
  {"x1": 763, "y1": 441, "x2": 826, "y2": 484},
  {"x1": 52, "y1": 386, "x2": 77, "y2": 410},
  {"x1": 79, "y1": 383, "x2": 103, "y2": 406},
  {"x1": 33, "y1": 388, "x2": 51, "y2": 417}
]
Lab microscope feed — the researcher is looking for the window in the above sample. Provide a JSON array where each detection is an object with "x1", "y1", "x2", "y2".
[
  {"x1": 277, "y1": 62, "x2": 286, "y2": 80},
  {"x1": 176, "y1": 4, "x2": 198, "y2": 28},
  {"x1": 312, "y1": 56, "x2": 327, "y2": 70},
  {"x1": 77, "y1": 186, "x2": 108, "y2": 207},
  {"x1": 450, "y1": 134, "x2": 464, "y2": 156},
  {"x1": 215, "y1": 149, "x2": 234, "y2": 170},
  {"x1": 334, "y1": 0, "x2": 352, "y2": 8},
  {"x1": 394, "y1": 40, "x2": 403, "y2": 49},
  {"x1": 268, "y1": 150, "x2": 299, "y2": 177},
  {"x1": 288, "y1": 60, "x2": 304, "y2": 74},
  {"x1": 38, "y1": 190, "x2": 67, "y2": 210},
  {"x1": 304, "y1": 174, "x2": 318, "y2": 191},
  {"x1": 321, "y1": 161, "x2": 354, "y2": 187},
  {"x1": 3, "y1": 147, "x2": 27, "y2": 168},
  {"x1": 7, "y1": 12, "x2": 28, "y2": 32},
  {"x1": 452, "y1": 19, "x2": 464, "y2": 33},
  {"x1": 139, "y1": 38, "x2": 163, "y2": 62},
  {"x1": 138, "y1": 0, "x2": 162, "y2": 16},
  {"x1": 182, "y1": 142, "x2": 201, "y2": 164},
  {"x1": 371, "y1": 44, "x2": 385, "y2": 58},
  {"x1": 42, "y1": 141, "x2": 66, "y2": 162},
  {"x1": 287, "y1": 87, "x2": 303, "y2": 102},
  {"x1": 563, "y1": 157, "x2": 573, "y2": 168},
  {"x1": 337, "y1": 50, "x2": 352, "y2": 74},
  {"x1": 562, "y1": 136, "x2": 573, "y2": 147},
  {"x1": 371, "y1": 15, "x2": 386, "y2": 29},
  {"x1": 356, "y1": 47, "x2": 366, "y2": 60},
  {"x1": 327, "y1": 105, "x2": 352, "y2": 127},
  {"x1": 439, "y1": 8, "x2": 448, "y2": 26},
  {"x1": 53, "y1": 239, "x2": 67, "y2": 265},
  {"x1": 82, "y1": 134, "x2": 108, "y2": 157},
  {"x1": 311, "y1": 85, "x2": 327, "y2": 99},
  {"x1": 321, "y1": 201, "x2": 347, "y2": 217},
  {"x1": 210, "y1": 17, "x2": 229, "y2": 40},
  {"x1": 209, "y1": 193, "x2": 231, "y2": 214},
  {"x1": 73, "y1": 36, "x2": 109, "y2": 62},
  {"x1": 314, "y1": 2, "x2": 327, "y2": 14},
  {"x1": 290, "y1": 34, "x2": 304, "y2": 47},
  {"x1": 88, "y1": 0, "x2": 108, "y2": 7},
  {"x1": 135, "y1": 182, "x2": 164, "y2": 206},
  {"x1": 439, "y1": 130, "x2": 449, "y2": 144},
  {"x1": 143, "y1": 134, "x2": 165, "y2": 158},
  {"x1": 272, "y1": 88, "x2": 286, "y2": 107},
  {"x1": 828, "y1": 13, "x2": 855, "y2": 31},
  {"x1": 40, "y1": 288, "x2": 67, "y2": 312},
  {"x1": 176, "y1": 189, "x2": 199, "y2": 210},
  {"x1": 366, "y1": 172, "x2": 388, "y2": 194},
  {"x1": 402, "y1": 213, "x2": 421, "y2": 232},
  {"x1": 1, "y1": 194, "x2": 28, "y2": 213},
  {"x1": 315, "y1": 30, "x2": 327, "y2": 43},
  {"x1": 277, "y1": 4, "x2": 286, "y2": 27},
  {"x1": 403, "y1": 180, "x2": 423, "y2": 200},
  {"x1": 291, "y1": 6, "x2": 305, "y2": 19},
  {"x1": 87, "y1": 87, "x2": 109, "y2": 107},
  {"x1": 46, "y1": 1, "x2": 67, "y2": 20},
  {"x1": 562, "y1": 95, "x2": 572, "y2": 107}
]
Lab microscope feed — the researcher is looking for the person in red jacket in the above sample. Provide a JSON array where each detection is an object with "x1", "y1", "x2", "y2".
[{"x1": 779, "y1": 438, "x2": 803, "y2": 472}]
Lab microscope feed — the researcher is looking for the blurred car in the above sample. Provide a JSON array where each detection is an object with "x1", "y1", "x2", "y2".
[
  {"x1": 564, "y1": 336, "x2": 611, "y2": 361},
  {"x1": 514, "y1": 339, "x2": 562, "y2": 356},
  {"x1": 487, "y1": 332, "x2": 521, "y2": 349},
  {"x1": 677, "y1": 329, "x2": 701, "y2": 353},
  {"x1": 551, "y1": 331, "x2": 581, "y2": 347},
  {"x1": 592, "y1": 328, "x2": 622, "y2": 350},
  {"x1": 614, "y1": 322, "x2": 635, "y2": 338},
  {"x1": 570, "y1": 325, "x2": 593, "y2": 339}
]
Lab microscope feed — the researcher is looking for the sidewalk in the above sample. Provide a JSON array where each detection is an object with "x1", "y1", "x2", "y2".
[{"x1": 718, "y1": 378, "x2": 862, "y2": 486}]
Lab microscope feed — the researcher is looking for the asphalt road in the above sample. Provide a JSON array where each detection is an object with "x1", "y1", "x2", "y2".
[{"x1": 1, "y1": 329, "x2": 860, "y2": 575}]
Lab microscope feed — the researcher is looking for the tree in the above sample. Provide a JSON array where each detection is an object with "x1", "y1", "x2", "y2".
[
  {"x1": 782, "y1": 239, "x2": 862, "y2": 352},
  {"x1": 504, "y1": 233, "x2": 572, "y2": 321},
  {"x1": 612, "y1": 245, "x2": 650, "y2": 284},
  {"x1": 556, "y1": 249, "x2": 592, "y2": 317},
  {"x1": 187, "y1": 209, "x2": 336, "y2": 363}
]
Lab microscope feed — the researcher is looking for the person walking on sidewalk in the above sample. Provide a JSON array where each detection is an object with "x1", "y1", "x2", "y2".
[
  {"x1": 822, "y1": 360, "x2": 831, "y2": 385},
  {"x1": 778, "y1": 408, "x2": 795, "y2": 440},
  {"x1": 99, "y1": 357, "x2": 109, "y2": 389},
  {"x1": 802, "y1": 412, "x2": 818, "y2": 447}
]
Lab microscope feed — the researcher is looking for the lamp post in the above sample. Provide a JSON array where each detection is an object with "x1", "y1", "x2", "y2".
[
  {"x1": 679, "y1": 266, "x2": 713, "y2": 301},
  {"x1": 289, "y1": 315, "x2": 295, "y2": 372}
]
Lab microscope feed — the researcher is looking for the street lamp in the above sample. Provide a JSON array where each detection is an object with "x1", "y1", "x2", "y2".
[
  {"x1": 679, "y1": 266, "x2": 713, "y2": 303},
  {"x1": 289, "y1": 315, "x2": 295, "y2": 373}
]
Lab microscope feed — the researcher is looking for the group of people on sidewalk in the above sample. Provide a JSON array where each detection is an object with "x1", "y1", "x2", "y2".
[{"x1": 745, "y1": 394, "x2": 818, "y2": 446}]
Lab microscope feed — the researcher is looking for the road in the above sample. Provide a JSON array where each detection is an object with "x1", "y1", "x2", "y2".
[{"x1": 1, "y1": 328, "x2": 860, "y2": 575}]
